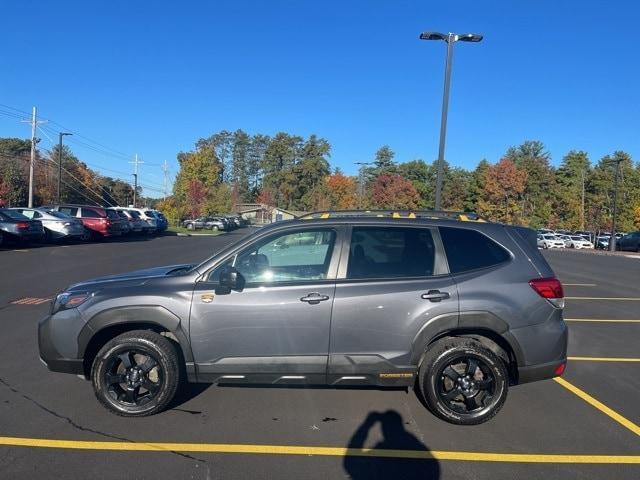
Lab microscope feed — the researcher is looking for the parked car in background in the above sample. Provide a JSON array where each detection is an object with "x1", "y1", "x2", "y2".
[
  {"x1": 0, "y1": 208, "x2": 45, "y2": 246},
  {"x1": 595, "y1": 236, "x2": 610, "y2": 250},
  {"x1": 616, "y1": 231, "x2": 640, "y2": 252},
  {"x1": 152, "y1": 210, "x2": 168, "y2": 233},
  {"x1": 182, "y1": 217, "x2": 208, "y2": 230},
  {"x1": 49, "y1": 205, "x2": 124, "y2": 240},
  {"x1": 110, "y1": 208, "x2": 144, "y2": 234},
  {"x1": 128, "y1": 208, "x2": 158, "y2": 234},
  {"x1": 10, "y1": 208, "x2": 84, "y2": 242},
  {"x1": 565, "y1": 235, "x2": 593, "y2": 249},
  {"x1": 538, "y1": 234, "x2": 565, "y2": 249}
]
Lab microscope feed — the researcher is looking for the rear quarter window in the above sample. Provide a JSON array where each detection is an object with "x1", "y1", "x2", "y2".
[{"x1": 440, "y1": 227, "x2": 510, "y2": 274}]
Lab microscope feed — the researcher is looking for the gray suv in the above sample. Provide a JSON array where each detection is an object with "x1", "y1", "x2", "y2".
[{"x1": 38, "y1": 211, "x2": 568, "y2": 425}]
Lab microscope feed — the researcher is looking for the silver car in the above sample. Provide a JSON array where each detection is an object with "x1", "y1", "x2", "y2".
[
  {"x1": 38, "y1": 211, "x2": 568, "y2": 425},
  {"x1": 10, "y1": 208, "x2": 85, "y2": 242}
]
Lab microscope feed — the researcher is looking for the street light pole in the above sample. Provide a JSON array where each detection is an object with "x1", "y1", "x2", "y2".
[
  {"x1": 57, "y1": 132, "x2": 72, "y2": 204},
  {"x1": 420, "y1": 31, "x2": 483, "y2": 210}
]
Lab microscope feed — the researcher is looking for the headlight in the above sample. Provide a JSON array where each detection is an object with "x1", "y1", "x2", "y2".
[{"x1": 52, "y1": 292, "x2": 92, "y2": 314}]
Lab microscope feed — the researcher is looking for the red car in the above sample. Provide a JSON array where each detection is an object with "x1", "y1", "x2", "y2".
[{"x1": 51, "y1": 205, "x2": 124, "y2": 240}]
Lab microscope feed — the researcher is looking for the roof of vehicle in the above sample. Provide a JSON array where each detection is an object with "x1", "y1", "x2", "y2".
[{"x1": 253, "y1": 210, "x2": 529, "y2": 236}]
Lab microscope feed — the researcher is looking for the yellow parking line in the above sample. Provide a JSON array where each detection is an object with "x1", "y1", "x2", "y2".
[
  {"x1": 565, "y1": 297, "x2": 640, "y2": 301},
  {"x1": 0, "y1": 436, "x2": 639, "y2": 463},
  {"x1": 568, "y1": 356, "x2": 640, "y2": 362},
  {"x1": 554, "y1": 377, "x2": 640, "y2": 437},
  {"x1": 565, "y1": 319, "x2": 640, "y2": 323}
]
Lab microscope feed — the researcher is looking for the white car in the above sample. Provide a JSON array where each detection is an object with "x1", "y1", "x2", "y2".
[
  {"x1": 537, "y1": 234, "x2": 565, "y2": 249},
  {"x1": 566, "y1": 235, "x2": 593, "y2": 249},
  {"x1": 127, "y1": 207, "x2": 158, "y2": 234}
]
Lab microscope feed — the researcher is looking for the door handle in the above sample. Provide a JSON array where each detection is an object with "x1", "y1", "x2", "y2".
[
  {"x1": 421, "y1": 290, "x2": 450, "y2": 302},
  {"x1": 300, "y1": 293, "x2": 330, "y2": 304}
]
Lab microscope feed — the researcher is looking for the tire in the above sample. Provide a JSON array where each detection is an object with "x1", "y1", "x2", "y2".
[
  {"x1": 212, "y1": 225, "x2": 219, "y2": 231},
  {"x1": 186, "y1": 223, "x2": 194, "y2": 230},
  {"x1": 91, "y1": 330, "x2": 180, "y2": 417},
  {"x1": 44, "y1": 229, "x2": 53, "y2": 243},
  {"x1": 80, "y1": 229, "x2": 91, "y2": 242},
  {"x1": 417, "y1": 337, "x2": 508, "y2": 425}
]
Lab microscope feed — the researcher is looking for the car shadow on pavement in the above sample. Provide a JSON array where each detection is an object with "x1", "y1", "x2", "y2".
[
  {"x1": 168, "y1": 382, "x2": 212, "y2": 412},
  {"x1": 343, "y1": 410, "x2": 440, "y2": 480}
]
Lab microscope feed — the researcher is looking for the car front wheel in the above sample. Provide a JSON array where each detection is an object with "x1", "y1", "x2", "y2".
[
  {"x1": 418, "y1": 337, "x2": 508, "y2": 425},
  {"x1": 91, "y1": 330, "x2": 180, "y2": 417}
]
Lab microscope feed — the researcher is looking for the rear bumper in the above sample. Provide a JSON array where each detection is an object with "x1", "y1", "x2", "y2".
[{"x1": 511, "y1": 312, "x2": 568, "y2": 384}]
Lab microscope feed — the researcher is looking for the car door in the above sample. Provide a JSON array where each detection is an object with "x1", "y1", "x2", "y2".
[
  {"x1": 328, "y1": 225, "x2": 458, "y2": 386},
  {"x1": 189, "y1": 226, "x2": 344, "y2": 384}
]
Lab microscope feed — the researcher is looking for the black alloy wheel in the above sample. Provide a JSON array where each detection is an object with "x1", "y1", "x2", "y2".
[
  {"x1": 436, "y1": 355, "x2": 496, "y2": 415},
  {"x1": 419, "y1": 337, "x2": 508, "y2": 425},
  {"x1": 92, "y1": 330, "x2": 179, "y2": 416}
]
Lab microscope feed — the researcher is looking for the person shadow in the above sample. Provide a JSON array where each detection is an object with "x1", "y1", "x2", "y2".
[{"x1": 343, "y1": 410, "x2": 440, "y2": 480}]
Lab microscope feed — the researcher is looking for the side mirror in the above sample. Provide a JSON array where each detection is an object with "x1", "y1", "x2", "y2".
[{"x1": 216, "y1": 266, "x2": 245, "y2": 294}]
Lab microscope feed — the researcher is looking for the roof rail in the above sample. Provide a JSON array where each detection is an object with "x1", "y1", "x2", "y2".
[{"x1": 299, "y1": 210, "x2": 486, "y2": 222}]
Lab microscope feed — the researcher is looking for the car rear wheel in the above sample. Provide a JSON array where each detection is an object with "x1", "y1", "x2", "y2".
[
  {"x1": 418, "y1": 337, "x2": 508, "y2": 425},
  {"x1": 186, "y1": 223, "x2": 194, "y2": 230},
  {"x1": 212, "y1": 225, "x2": 219, "y2": 231},
  {"x1": 91, "y1": 330, "x2": 180, "y2": 417},
  {"x1": 80, "y1": 229, "x2": 91, "y2": 242}
]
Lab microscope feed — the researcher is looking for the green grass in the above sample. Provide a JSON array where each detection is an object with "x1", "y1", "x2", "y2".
[{"x1": 167, "y1": 226, "x2": 225, "y2": 236}]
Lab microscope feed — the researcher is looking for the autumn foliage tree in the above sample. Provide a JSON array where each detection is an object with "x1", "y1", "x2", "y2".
[
  {"x1": 325, "y1": 173, "x2": 357, "y2": 209},
  {"x1": 371, "y1": 173, "x2": 420, "y2": 210},
  {"x1": 477, "y1": 158, "x2": 527, "y2": 223}
]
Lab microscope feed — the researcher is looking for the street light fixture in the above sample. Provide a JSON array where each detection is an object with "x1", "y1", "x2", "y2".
[
  {"x1": 57, "y1": 132, "x2": 72, "y2": 204},
  {"x1": 420, "y1": 31, "x2": 483, "y2": 210}
]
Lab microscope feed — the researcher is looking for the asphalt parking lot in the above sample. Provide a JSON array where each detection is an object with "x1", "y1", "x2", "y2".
[{"x1": 0, "y1": 234, "x2": 638, "y2": 479}]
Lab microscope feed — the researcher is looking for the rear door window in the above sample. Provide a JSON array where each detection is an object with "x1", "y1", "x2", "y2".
[
  {"x1": 346, "y1": 227, "x2": 436, "y2": 279},
  {"x1": 439, "y1": 227, "x2": 510, "y2": 274},
  {"x1": 81, "y1": 208, "x2": 101, "y2": 218},
  {"x1": 106, "y1": 210, "x2": 119, "y2": 219}
]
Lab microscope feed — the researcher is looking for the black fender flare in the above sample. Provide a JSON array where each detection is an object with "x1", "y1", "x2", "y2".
[
  {"x1": 77, "y1": 305, "x2": 194, "y2": 363},
  {"x1": 410, "y1": 310, "x2": 524, "y2": 367}
]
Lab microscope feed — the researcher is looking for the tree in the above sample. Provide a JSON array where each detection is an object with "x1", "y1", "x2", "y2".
[
  {"x1": 397, "y1": 160, "x2": 433, "y2": 208},
  {"x1": 477, "y1": 158, "x2": 527, "y2": 224},
  {"x1": 505, "y1": 140, "x2": 554, "y2": 228},
  {"x1": 555, "y1": 151, "x2": 590, "y2": 230},
  {"x1": 231, "y1": 130, "x2": 251, "y2": 202},
  {"x1": 296, "y1": 135, "x2": 331, "y2": 209},
  {"x1": 262, "y1": 132, "x2": 303, "y2": 208},
  {"x1": 634, "y1": 206, "x2": 640, "y2": 229},
  {"x1": 465, "y1": 159, "x2": 489, "y2": 212},
  {"x1": 371, "y1": 174, "x2": 420, "y2": 209},
  {"x1": 442, "y1": 167, "x2": 472, "y2": 211},
  {"x1": 325, "y1": 173, "x2": 357, "y2": 209}
]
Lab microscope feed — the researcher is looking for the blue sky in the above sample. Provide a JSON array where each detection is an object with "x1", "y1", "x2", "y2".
[{"x1": 1, "y1": 1, "x2": 639, "y2": 197}]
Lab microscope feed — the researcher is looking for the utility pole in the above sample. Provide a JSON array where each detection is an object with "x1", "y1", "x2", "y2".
[
  {"x1": 57, "y1": 132, "x2": 72, "y2": 204},
  {"x1": 162, "y1": 160, "x2": 169, "y2": 200},
  {"x1": 129, "y1": 154, "x2": 143, "y2": 207},
  {"x1": 22, "y1": 107, "x2": 47, "y2": 207},
  {"x1": 608, "y1": 157, "x2": 623, "y2": 252}
]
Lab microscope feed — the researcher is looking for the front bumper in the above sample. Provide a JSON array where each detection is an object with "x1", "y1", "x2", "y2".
[{"x1": 38, "y1": 311, "x2": 85, "y2": 375}]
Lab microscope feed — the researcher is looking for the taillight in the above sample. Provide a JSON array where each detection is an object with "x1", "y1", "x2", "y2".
[
  {"x1": 554, "y1": 362, "x2": 566, "y2": 376},
  {"x1": 16, "y1": 222, "x2": 30, "y2": 229},
  {"x1": 529, "y1": 277, "x2": 564, "y2": 308}
]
